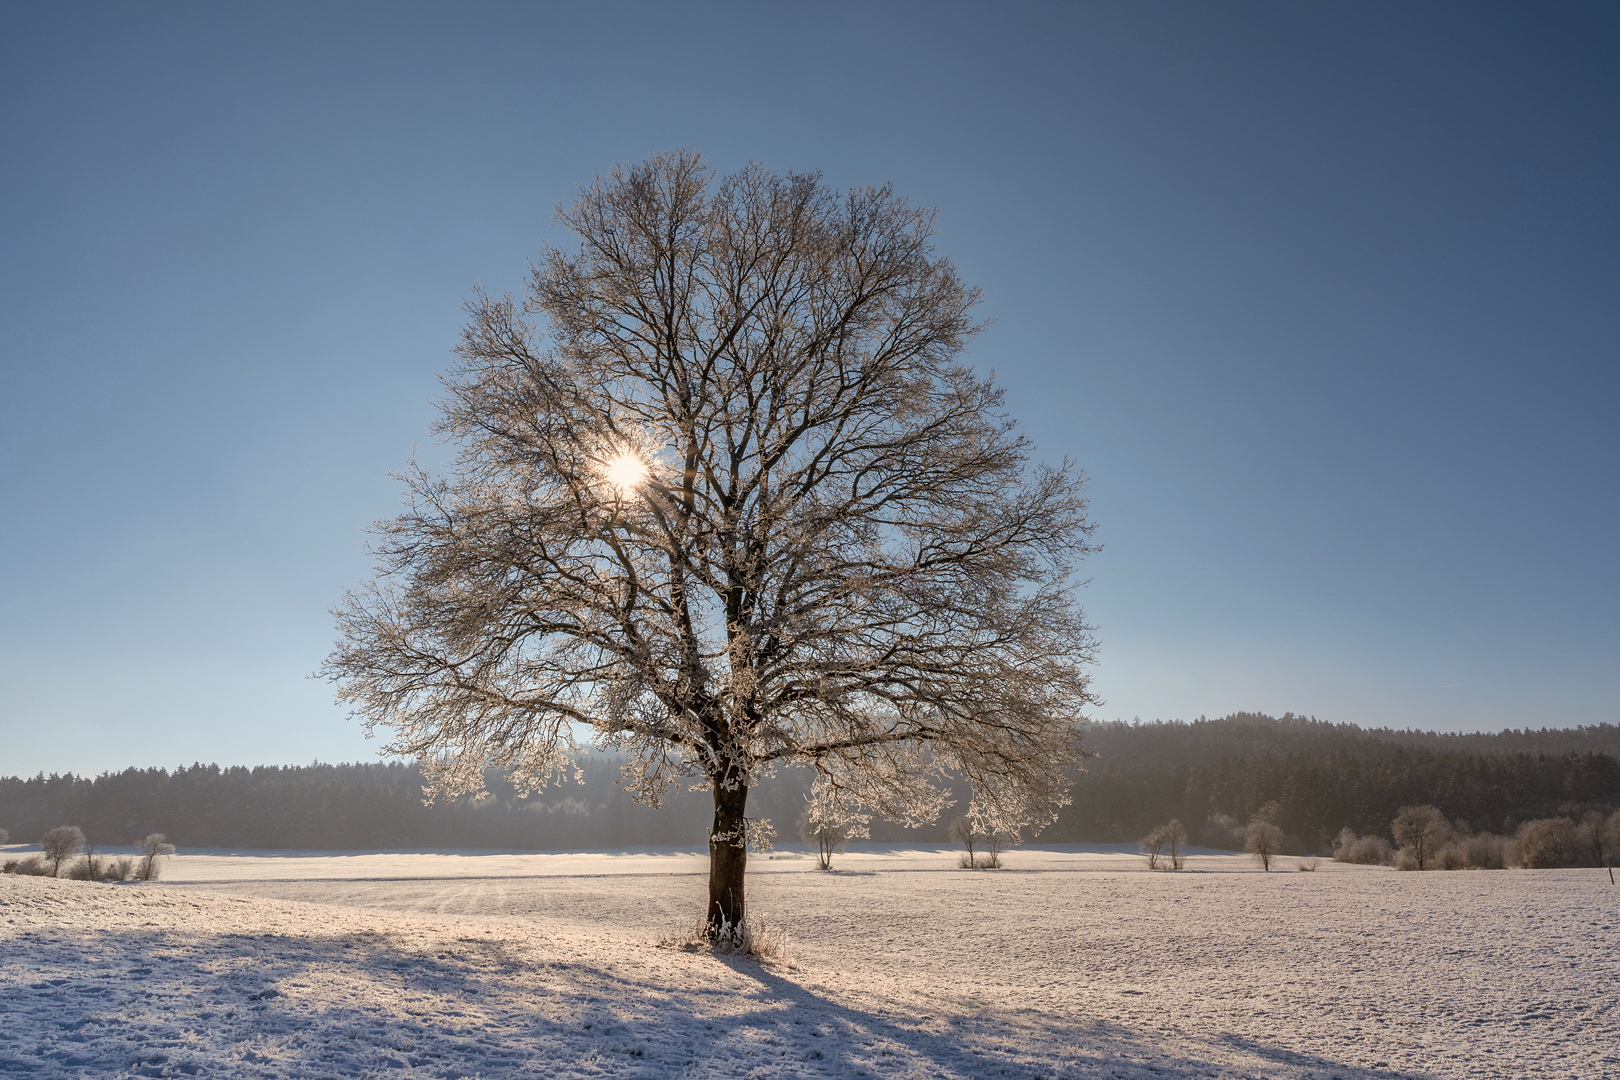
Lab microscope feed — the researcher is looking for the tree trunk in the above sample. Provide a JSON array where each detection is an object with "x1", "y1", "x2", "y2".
[{"x1": 707, "y1": 780, "x2": 749, "y2": 937}]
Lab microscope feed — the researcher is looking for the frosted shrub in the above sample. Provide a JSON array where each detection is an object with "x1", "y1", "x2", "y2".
[
  {"x1": 1457, "y1": 833, "x2": 1508, "y2": 870},
  {"x1": 88, "y1": 846, "x2": 138, "y2": 881},
  {"x1": 54, "y1": 844, "x2": 141, "y2": 882},
  {"x1": 5, "y1": 856, "x2": 52, "y2": 876},
  {"x1": 1333, "y1": 828, "x2": 1392, "y2": 865},
  {"x1": 69, "y1": 842, "x2": 119, "y2": 881},
  {"x1": 1435, "y1": 843, "x2": 1468, "y2": 870},
  {"x1": 136, "y1": 834, "x2": 176, "y2": 881},
  {"x1": 1391, "y1": 805, "x2": 1452, "y2": 871},
  {"x1": 65, "y1": 855, "x2": 100, "y2": 881},
  {"x1": 1512, "y1": 818, "x2": 1582, "y2": 868},
  {"x1": 1338, "y1": 823, "x2": 1512, "y2": 871},
  {"x1": 1297, "y1": 857, "x2": 1320, "y2": 871}
]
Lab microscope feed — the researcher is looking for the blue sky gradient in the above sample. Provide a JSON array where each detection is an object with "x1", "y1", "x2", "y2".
[{"x1": 2, "y1": 2, "x2": 1616, "y2": 776}]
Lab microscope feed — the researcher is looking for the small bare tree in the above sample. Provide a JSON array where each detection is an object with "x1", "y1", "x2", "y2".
[
  {"x1": 1141, "y1": 819, "x2": 1187, "y2": 870},
  {"x1": 1391, "y1": 805, "x2": 1451, "y2": 871},
  {"x1": 324, "y1": 152, "x2": 1099, "y2": 938},
  {"x1": 1246, "y1": 819, "x2": 1283, "y2": 872},
  {"x1": 0, "y1": 827, "x2": 9, "y2": 845},
  {"x1": 40, "y1": 826, "x2": 84, "y2": 878},
  {"x1": 1163, "y1": 818, "x2": 1187, "y2": 869},
  {"x1": 70, "y1": 843, "x2": 106, "y2": 881},
  {"x1": 798, "y1": 808, "x2": 856, "y2": 871},
  {"x1": 1140, "y1": 825, "x2": 1167, "y2": 870},
  {"x1": 136, "y1": 834, "x2": 176, "y2": 881},
  {"x1": 981, "y1": 826, "x2": 1013, "y2": 869},
  {"x1": 952, "y1": 815, "x2": 1012, "y2": 868},
  {"x1": 1576, "y1": 810, "x2": 1620, "y2": 869},
  {"x1": 951, "y1": 815, "x2": 980, "y2": 868}
]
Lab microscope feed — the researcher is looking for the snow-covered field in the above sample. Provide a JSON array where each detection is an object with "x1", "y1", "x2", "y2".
[{"x1": 2, "y1": 845, "x2": 1615, "y2": 1079}]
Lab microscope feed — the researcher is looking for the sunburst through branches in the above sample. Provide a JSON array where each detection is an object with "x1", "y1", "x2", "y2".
[{"x1": 598, "y1": 450, "x2": 650, "y2": 497}]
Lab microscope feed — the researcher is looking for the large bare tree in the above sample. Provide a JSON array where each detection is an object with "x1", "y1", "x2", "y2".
[{"x1": 324, "y1": 151, "x2": 1098, "y2": 939}]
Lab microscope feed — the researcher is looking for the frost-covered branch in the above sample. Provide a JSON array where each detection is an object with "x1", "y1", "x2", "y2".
[{"x1": 323, "y1": 151, "x2": 1100, "y2": 932}]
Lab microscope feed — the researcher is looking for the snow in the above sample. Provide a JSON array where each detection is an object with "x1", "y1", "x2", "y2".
[{"x1": 2, "y1": 846, "x2": 1616, "y2": 1078}]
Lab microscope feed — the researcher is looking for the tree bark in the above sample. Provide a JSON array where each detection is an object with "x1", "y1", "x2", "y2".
[{"x1": 707, "y1": 780, "x2": 749, "y2": 937}]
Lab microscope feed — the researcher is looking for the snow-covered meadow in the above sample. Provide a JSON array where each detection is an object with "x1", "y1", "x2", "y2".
[{"x1": 2, "y1": 845, "x2": 1615, "y2": 1079}]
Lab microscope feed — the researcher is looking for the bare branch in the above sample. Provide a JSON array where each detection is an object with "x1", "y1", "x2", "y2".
[{"x1": 322, "y1": 151, "x2": 1100, "y2": 932}]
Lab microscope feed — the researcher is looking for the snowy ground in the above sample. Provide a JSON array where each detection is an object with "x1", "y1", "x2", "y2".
[{"x1": 1, "y1": 845, "x2": 1615, "y2": 1079}]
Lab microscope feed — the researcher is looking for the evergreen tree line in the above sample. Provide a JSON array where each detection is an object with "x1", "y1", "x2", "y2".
[
  {"x1": 0, "y1": 758, "x2": 739, "y2": 850},
  {"x1": 1056, "y1": 714, "x2": 1620, "y2": 853},
  {"x1": 1, "y1": 713, "x2": 1615, "y2": 853}
]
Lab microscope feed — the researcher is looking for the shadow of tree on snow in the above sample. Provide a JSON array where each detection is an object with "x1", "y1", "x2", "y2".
[{"x1": 3, "y1": 909, "x2": 1440, "y2": 1080}]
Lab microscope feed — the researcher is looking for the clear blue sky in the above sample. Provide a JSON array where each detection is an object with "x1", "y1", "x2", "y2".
[{"x1": 3, "y1": 2, "x2": 1616, "y2": 777}]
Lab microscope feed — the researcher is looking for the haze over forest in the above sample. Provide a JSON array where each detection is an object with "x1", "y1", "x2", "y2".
[{"x1": 7, "y1": 713, "x2": 1615, "y2": 855}]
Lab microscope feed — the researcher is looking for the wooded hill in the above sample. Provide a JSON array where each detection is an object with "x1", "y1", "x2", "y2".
[
  {"x1": 1063, "y1": 713, "x2": 1619, "y2": 852},
  {"x1": 2, "y1": 713, "x2": 1615, "y2": 853}
]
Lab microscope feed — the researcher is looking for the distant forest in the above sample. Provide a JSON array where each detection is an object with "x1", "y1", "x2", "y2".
[{"x1": 2, "y1": 713, "x2": 1616, "y2": 854}]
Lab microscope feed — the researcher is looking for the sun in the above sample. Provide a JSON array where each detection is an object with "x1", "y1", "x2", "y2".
[{"x1": 599, "y1": 451, "x2": 650, "y2": 495}]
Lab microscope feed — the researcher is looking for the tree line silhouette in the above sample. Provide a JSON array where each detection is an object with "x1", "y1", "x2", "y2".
[
  {"x1": 1057, "y1": 713, "x2": 1620, "y2": 853},
  {"x1": 2, "y1": 713, "x2": 1614, "y2": 853}
]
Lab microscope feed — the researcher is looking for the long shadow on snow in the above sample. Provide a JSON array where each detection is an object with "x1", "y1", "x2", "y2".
[
  {"x1": 6, "y1": 916, "x2": 1441, "y2": 1080},
  {"x1": 723, "y1": 954, "x2": 1439, "y2": 1080}
]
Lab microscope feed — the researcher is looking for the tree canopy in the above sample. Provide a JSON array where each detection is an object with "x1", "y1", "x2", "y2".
[{"x1": 323, "y1": 151, "x2": 1098, "y2": 934}]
